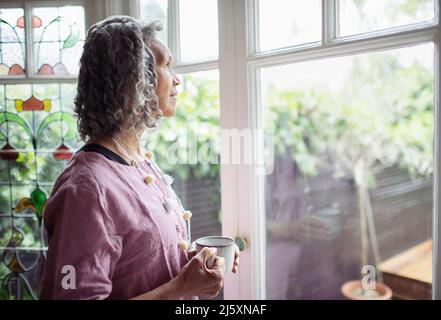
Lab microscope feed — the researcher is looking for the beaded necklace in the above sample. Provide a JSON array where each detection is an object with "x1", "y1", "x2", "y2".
[{"x1": 111, "y1": 137, "x2": 192, "y2": 251}]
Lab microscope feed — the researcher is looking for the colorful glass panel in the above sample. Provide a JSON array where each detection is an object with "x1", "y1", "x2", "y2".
[
  {"x1": 1, "y1": 3, "x2": 85, "y2": 299},
  {"x1": 8, "y1": 64, "x2": 24, "y2": 75},
  {"x1": 15, "y1": 96, "x2": 51, "y2": 112},
  {"x1": 0, "y1": 83, "x2": 79, "y2": 300},
  {"x1": 53, "y1": 143, "x2": 73, "y2": 161},
  {"x1": 17, "y1": 15, "x2": 42, "y2": 29},
  {"x1": 33, "y1": 6, "x2": 85, "y2": 75},
  {"x1": 0, "y1": 8, "x2": 25, "y2": 77}
]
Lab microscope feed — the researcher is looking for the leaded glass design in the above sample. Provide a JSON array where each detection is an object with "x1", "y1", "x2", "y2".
[
  {"x1": 33, "y1": 6, "x2": 86, "y2": 75},
  {"x1": 0, "y1": 83, "x2": 81, "y2": 299},
  {"x1": 1, "y1": 2, "x2": 85, "y2": 300},
  {"x1": 0, "y1": 8, "x2": 26, "y2": 76}
]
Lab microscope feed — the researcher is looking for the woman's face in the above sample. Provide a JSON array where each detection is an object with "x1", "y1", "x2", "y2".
[{"x1": 153, "y1": 39, "x2": 181, "y2": 117}]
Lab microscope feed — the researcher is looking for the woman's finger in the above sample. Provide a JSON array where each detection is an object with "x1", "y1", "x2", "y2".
[
  {"x1": 187, "y1": 249, "x2": 197, "y2": 259},
  {"x1": 232, "y1": 246, "x2": 240, "y2": 273},
  {"x1": 207, "y1": 256, "x2": 225, "y2": 277},
  {"x1": 233, "y1": 257, "x2": 240, "y2": 273}
]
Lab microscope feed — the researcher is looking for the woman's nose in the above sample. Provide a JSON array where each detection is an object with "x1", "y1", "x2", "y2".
[{"x1": 173, "y1": 75, "x2": 181, "y2": 86}]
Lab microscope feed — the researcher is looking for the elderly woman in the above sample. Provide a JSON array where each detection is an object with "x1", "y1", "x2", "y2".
[{"x1": 40, "y1": 15, "x2": 239, "y2": 300}]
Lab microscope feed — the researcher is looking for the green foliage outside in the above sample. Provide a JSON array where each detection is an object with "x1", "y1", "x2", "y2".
[{"x1": 265, "y1": 53, "x2": 433, "y2": 183}]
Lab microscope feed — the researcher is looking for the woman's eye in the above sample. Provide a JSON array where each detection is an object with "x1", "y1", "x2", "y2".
[{"x1": 166, "y1": 64, "x2": 174, "y2": 73}]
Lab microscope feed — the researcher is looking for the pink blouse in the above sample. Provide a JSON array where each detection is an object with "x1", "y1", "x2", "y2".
[{"x1": 39, "y1": 148, "x2": 195, "y2": 299}]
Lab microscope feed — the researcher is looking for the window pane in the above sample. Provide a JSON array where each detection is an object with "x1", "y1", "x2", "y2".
[
  {"x1": 144, "y1": 70, "x2": 222, "y2": 298},
  {"x1": 139, "y1": 0, "x2": 168, "y2": 45},
  {"x1": 0, "y1": 82, "x2": 78, "y2": 299},
  {"x1": 179, "y1": 0, "x2": 218, "y2": 62},
  {"x1": 339, "y1": 0, "x2": 436, "y2": 37},
  {"x1": 261, "y1": 44, "x2": 433, "y2": 299},
  {"x1": 146, "y1": 70, "x2": 223, "y2": 299},
  {"x1": 0, "y1": 8, "x2": 25, "y2": 76},
  {"x1": 145, "y1": 70, "x2": 221, "y2": 241},
  {"x1": 258, "y1": 0, "x2": 321, "y2": 52},
  {"x1": 32, "y1": 5, "x2": 86, "y2": 75}
]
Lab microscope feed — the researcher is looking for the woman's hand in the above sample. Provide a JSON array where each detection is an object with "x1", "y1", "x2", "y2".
[
  {"x1": 130, "y1": 246, "x2": 238, "y2": 300},
  {"x1": 174, "y1": 247, "x2": 225, "y2": 298},
  {"x1": 232, "y1": 245, "x2": 240, "y2": 273},
  {"x1": 187, "y1": 244, "x2": 240, "y2": 273}
]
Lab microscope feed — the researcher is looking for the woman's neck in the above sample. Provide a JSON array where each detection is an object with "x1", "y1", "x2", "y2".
[{"x1": 88, "y1": 131, "x2": 144, "y2": 164}]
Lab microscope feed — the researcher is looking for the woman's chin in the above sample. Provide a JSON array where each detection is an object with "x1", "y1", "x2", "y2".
[
  {"x1": 159, "y1": 99, "x2": 177, "y2": 117},
  {"x1": 162, "y1": 107, "x2": 176, "y2": 117}
]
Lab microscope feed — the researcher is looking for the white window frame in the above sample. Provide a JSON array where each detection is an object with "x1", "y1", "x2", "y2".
[{"x1": 216, "y1": 0, "x2": 441, "y2": 300}]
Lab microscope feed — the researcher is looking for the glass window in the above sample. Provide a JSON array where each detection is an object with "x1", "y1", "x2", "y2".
[
  {"x1": 338, "y1": 0, "x2": 436, "y2": 37},
  {"x1": 261, "y1": 43, "x2": 434, "y2": 299},
  {"x1": 139, "y1": 0, "x2": 168, "y2": 45},
  {"x1": 257, "y1": 0, "x2": 321, "y2": 52},
  {"x1": 32, "y1": 6, "x2": 86, "y2": 75},
  {"x1": 179, "y1": 0, "x2": 218, "y2": 62},
  {"x1": 1, "y1": 2, "x2": 85, "y2": 299},
  {"x1": 0, "y1": 81, "x2": 79, "y2": 299},
  {"x1": 145, "y1": 70, "x2": 221, "y2": 242},
  {"x1": 0, "y1": 8, "x2": 26, "y2": 76}
]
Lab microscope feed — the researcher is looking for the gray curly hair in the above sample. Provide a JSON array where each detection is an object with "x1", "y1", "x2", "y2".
[{"x1": 74, "y1": 15, "x2": 163, "y2": 141}]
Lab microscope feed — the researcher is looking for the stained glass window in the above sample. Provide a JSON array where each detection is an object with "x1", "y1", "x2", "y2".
[
  {"x1": 0, "y1": 8, "x2": 26, "y2": 76},
  {"x1": 33, "y1": 6, "x2": 85, "y2": 75},
  {"x1": 0, "y1": 82, "x2": 80, "y2": 299},
  {"x1": 0, "y1": 3, "x2": 85, "y2": 300}
]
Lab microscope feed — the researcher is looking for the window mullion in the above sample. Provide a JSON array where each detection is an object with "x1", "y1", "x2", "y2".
[
  {"x1": 219, "y1": 0, "x2": 261, "y2": 300},
  {"x1": 433, "y1": 29, "x2": 441, "y2": 301},
  {"x1": 248, "y1": 0, "x2": 259, "y2": 56},
  {"x1": 174, "y1": 60, "x2": 218, "y2": 74},
  {"x1": 168, "y1": 0, "x2": 180, "y2": 64},
  {"x1": 323, "y1": 0, "x2": 337, "y2": 44},
  {"x1": 248, "y1": 26, "x2": 438, "y2": 69},
  {"x1": 0, "y1": 78, "x2": 78, "y2": 85},
  {"x1": 125, "y1": 0, "x2": 140, "y2": 17},
  {"x1": 24, "y1": 1, "x2": 34, "y2": 77}
]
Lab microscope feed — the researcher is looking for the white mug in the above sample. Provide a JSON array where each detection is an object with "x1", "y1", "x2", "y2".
[{"x1": 195, "y1": 236, "x2": 235, "y2": 274}]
